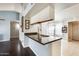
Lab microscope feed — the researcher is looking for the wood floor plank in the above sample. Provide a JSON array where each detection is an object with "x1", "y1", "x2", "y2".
[{"x1": 0, "y1": 38, "x2": 36, "y2": 56}]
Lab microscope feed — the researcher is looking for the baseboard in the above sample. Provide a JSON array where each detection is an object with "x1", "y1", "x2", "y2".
[
  {"x1": 0, "y1": 40, "x2": 10, "y2": 42},
  {"x1": 24, "y1": 47, "x2": 36, "y2": 56}
]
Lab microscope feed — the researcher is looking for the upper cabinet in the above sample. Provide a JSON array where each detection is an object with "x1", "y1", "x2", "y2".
[
  {"x1": 30, "y1": 4, "x2": 54, "y2": 24},
  {"x1": 24, "y1": 3, "x2": 54, "y2": 24}
]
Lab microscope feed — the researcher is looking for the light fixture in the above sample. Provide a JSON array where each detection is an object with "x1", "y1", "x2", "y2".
[{"x1": 16, "y1": 23, "x2": 20, "y2": 30}]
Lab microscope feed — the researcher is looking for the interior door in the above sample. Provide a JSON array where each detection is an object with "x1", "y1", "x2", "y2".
[
  {"x1": 72, "y1": 22, "x2": 79, "y2": 40},
  {"x1": 10, "y1": 21, "x2": 19, "y2": 38}
]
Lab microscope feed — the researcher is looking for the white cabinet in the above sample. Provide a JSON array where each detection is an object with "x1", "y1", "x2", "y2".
[{"x1": 30, "y1": 5, "x2": 54, "y2": 24}]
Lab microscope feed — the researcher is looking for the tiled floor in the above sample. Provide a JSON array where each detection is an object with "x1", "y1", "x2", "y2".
[
  {"x1": 62, "y1": 40, "x2": 79, "y2": 56},
  {"x1": 51, "y1": 40, "x2": 61, "y2": 56}
]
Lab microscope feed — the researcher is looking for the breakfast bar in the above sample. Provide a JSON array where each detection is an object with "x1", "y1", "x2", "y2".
[{"x1": 24, "y1": 32, "x2": 62, "y2": 45}]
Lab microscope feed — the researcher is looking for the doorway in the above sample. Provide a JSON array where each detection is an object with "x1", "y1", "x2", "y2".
[
  {"x1": 10, "y1": 21, "x2": 21, "y2": 56},
  {"x1": 68, "y1": 21, "x2": 79, "y2": 41},
  {"x1": 10, "y1": 21, "x2": 19, "y2": 39}
]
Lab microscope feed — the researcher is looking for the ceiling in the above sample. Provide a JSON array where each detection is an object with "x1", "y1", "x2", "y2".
[
  {"x1": 0, "y1": 3, "x2": 22, "y2": 13},
  {"x1": 25, "y1": 3, "x2": 54, "y2": 18},
  {"x1": 55, "y1": 3, "x2": 78, "y2": 13},
  {"x1": 25, "y1": 3, "x2": 78, "y2": 17},
  {"x1": 0, "y1": 3, "x2": 76, "y2": 15}
]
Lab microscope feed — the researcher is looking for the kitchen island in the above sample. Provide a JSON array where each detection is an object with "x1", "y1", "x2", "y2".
[{"x1": 24, "y1": 32, "x2": 62, "y2": 45}]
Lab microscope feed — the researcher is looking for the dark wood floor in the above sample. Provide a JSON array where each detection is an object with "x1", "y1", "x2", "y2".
[
  {"x1": 0, "y1": 38, "x2": 36, "y2": 56},
  {"x1": 0, "y1": 41, "x2": 10, "y2": 56}
]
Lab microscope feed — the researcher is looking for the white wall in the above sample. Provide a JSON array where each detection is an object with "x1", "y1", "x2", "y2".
[
  {"x1": 0, "y1": 11, "x2": 19, "y2": 42},
  {"x1": 55, "y1": 4, "x2": 79, "y2": 41},
  {"x1": 55, "y1": 22, "x2": 63, "y2": 37},
  {"x1": 25, "y1": 24, "x2": 39, "y2": 33},
  {"x1": 0, "y1": 20, "x2": 10, "y2": 42},
  {"x1": 55, "y1": 4, "x2": 79, "y2": 22}
]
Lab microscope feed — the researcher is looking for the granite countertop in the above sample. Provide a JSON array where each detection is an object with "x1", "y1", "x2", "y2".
[{"x1": 24, "y1": 33, "x2": 62, "y2": 45}]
